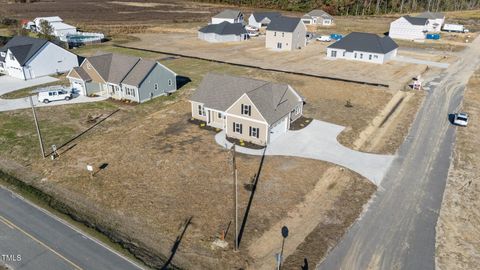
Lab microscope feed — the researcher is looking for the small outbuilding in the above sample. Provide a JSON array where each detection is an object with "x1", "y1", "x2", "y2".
[
  {"x1": 326, "y1": 32, "x2": 398, "y2": 64},
  {"x1": 302, "y1": 10, "x2": 333, "y2": 26},
  {"x1": 389, "y1": 16, "x2": 429, "y2": 41},
  {"x1": 33, "y1": 16, "x2": 77, "y2": 40},
  {"x1": 211, "y1": 9, "x2": 244, "y2": 24},
  {"x1": 198, "y1": 21, "x2": 248, "y2": 43}
]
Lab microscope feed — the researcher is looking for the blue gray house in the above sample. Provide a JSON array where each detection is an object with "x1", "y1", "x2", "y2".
[{"x1": 67, "y1": 53, "x2": 177, "y2": 103}]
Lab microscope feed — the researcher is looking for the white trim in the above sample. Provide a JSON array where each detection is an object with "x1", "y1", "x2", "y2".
[{"x1": 226, "y1": 112, "x2": 267, "y2": 125}]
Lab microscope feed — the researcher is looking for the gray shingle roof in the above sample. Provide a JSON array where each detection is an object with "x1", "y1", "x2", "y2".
[
  {"x1": 199, "y1": 21, "x2": 247, "y2": 35},
  {"x1": 328, "y1": 32, "x2": 398, "y2": 54},
  {"x1": 72, "y1": 66, "x2": 91, "y2": 81},
  {"x1": 307, "y1": 9, "x2": 333, "y2": 19},
  {"x1": 251, "y1": 12, "x2": 281, "y2": 23},
  {"x1": 266, "y1": 16, "x2": 302, "y2": 32},
  {"x1": 0, "y1": 36, "x2": 48, "y2": 65},
  {"x1": 213, "y1": 9, "x2": 242, "y2": 19},
  {"x1": 403, "y1": 15, "x2": 429, "y2": 25},
  {"x1": 87, "y1": 53, "x2": 140, "y2": 84},
  {"x1": 122, "y1": 59, "x2": 156, "y2": 87},
  {"x1": 417, "y1": 11, "x2": 445, "y2": 19},
  {"x1": 191, "y1": 73, "x2": 303, "y2": 125}
]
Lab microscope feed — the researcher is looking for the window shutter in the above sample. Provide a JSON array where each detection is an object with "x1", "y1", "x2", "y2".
[
  {"x1": 256, "y1": 128, "x2": 259, "y2": 138},
  {"x1": 248, "y1": 106, "x2": 251, "y2": 116},
  {"x1": 241, "y1": 104, "x2": 244, "y2": 114},
  {"x1": 233, "y1": 122, "x2": 236, "y2": 132},
  {"x1": 240, "y1": 124, "x2": 243, "y2": 134},
  {"x1": 249, "y1": 126, "x2": 252, "y2": 136}
]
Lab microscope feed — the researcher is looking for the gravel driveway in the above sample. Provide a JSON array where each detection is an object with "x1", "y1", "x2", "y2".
[{"x1": 215, "y1": 120, "x2": 395, "y2": 185}]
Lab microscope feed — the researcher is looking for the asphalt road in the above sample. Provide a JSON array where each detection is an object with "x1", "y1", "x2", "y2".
[
  {"x1": 317, "y1": 35, "x2": 480, "y2": 270},
  {"x1": 0, "y1": 187, "x2": 145, "y2": 270}
]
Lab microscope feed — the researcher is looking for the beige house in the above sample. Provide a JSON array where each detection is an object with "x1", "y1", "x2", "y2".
[
  {"x1": 302, "y1": 10, "x2": 334, "y2": 26},
  {"x1": 265, "y1": 16, "x2": 307, "y2": 51},
  {"x1": 190, "y1": 73, "x2": 304, "y2": 146}
]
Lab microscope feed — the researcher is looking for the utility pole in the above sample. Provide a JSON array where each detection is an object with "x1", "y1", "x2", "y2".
[
  {"x1": 29, "y1": 96, "x2": 45, "y2": 158},
  {"x1": 231, "y1": 143, "x2": 238, "y2": 251}
]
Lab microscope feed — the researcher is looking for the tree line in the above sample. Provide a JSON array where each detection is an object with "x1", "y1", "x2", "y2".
[{"x1": 195, "y1": 0, "x2": 480, "y2": 15}]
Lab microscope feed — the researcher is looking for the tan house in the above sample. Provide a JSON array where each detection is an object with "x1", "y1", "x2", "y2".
[
  {"x1": 265, "y1": 16, "x2": 307, "y2": 51},
  {"x1": 302, "y1": 10, "x2": 334, "y2": 26},
  {"x1": 190, "y1": 73, "x2": 304, "y2": 146}
]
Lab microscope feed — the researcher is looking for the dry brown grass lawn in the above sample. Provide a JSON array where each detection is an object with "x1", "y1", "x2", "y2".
[
  {"x1": 436, "y1": 68, "x2": 480, "y2": 269},
  {"x1": 0, "y1": 43, "x2": 422, "y2": 268}
]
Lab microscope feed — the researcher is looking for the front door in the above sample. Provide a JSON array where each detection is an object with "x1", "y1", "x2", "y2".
[
  {"x1": 109, "y1": 85, "x2": 115, "y2": 95},
  {"x1": 207, "y1": 110, "x2": 211, "y2": 124}
]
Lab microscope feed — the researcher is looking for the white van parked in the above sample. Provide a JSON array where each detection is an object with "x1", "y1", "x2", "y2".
[{"x1": 38, "y1": 89, "x2": 73, "y2": 103}]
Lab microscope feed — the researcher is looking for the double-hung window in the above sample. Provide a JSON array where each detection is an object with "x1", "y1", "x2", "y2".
[
  {"x1": 241, "y1": 104, "x2": 251, "y2": 116},
  {"x1": 249, "y1": 127, "x2": 259, "y2": 138},
  {"x1": 198, "y1": 105, "x2": 205, "y2": 116},
  {"x1": 233, "y1": 122, "x2": 243, "y2": 134}
]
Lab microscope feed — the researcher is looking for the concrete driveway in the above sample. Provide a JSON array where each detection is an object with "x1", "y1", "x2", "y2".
[
  {"x1": 0, "y1": 75, "x2": 107, "y2": 112},
  {"x1": 0, "y1": 75, "x2": 58, "y2": 95},
  {"x1": 0, "y1": 94, "x2": 108, "y2": 112},
  {"x1": 215, "y1": 120, "x2": 395, "y2": 185}
]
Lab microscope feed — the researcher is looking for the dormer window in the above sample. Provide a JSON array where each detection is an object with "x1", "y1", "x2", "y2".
[
  {"x1": 0, "y1": 52, "x2": 5, "y2": 57},
  {"x1": 241, "y1": 104, "x2": 251, "y2": 116}
]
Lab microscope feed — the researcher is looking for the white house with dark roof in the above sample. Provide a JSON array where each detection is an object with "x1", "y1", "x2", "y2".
[
  {"x1": 190, "y1": 73, "x2": 304, "y2": 145},
  {"x1": 327, "y1": 32, "x2": 398, "y2": 64},
  {"x1": 417, "y1": 12, "x2": 445, "y2": 32},
  {"x1": 248, "y1": 12, "x2": 281, "y2": 29},
  {"x1": 66, "y1": 53, "x2": 177, "y2": 103},
  {"x1": 265, "y1": 16, "x2": 306, "y2": 51},
  {"x1": 211, "y1": 9, "x2": 244, "y2": 24},
  {"x1": 302, "y1": 10, "x2": 333, "y2": 26},
  {"x1": 198, "y1": 21, "x2": 248, "y2": 42},
  {"x1": 0, "y1": 36, "x2": 79, "y2": 80},
  {"x1": 389, "y1": 15, "x2": 429, "y2": 40}
]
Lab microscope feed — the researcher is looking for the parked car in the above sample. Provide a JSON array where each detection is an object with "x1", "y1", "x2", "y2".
[
  {"x1": 316, "y1": 35, "x2": 332, "y2": 42},
  {"x1": 245, "y1": 25, "x2": 258, "y2": 31},
  {"x1": 453, "y1": 112, "x2": 469, "y2": 126},
  {"x1": 38, "y1": 89, "x2": 73, "y2": 103},
  {"x1": 248, "y1": 31, "x2": 259, "y2": 37}
]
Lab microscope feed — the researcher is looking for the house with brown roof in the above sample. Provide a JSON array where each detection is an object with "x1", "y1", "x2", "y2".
[
  {"x1": 190, "y1": 73, "x2": 304, "y2": 145},
  {"x1": 67, "y1": 53, "x2": 177, "y2": 103}
]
